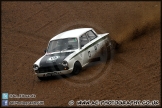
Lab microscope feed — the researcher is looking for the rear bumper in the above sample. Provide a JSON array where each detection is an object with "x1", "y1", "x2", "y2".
[{"x1": 35, "y1": 68, "x2": 73, "y2": 77}]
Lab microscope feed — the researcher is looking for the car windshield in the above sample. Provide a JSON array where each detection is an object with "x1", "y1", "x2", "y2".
[{"x1": 47, "y1": 38, "x2": 78, "y2": 53}]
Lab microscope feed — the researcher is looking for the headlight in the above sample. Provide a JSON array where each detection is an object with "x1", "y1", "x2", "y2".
[
  {"x1": 33, "y1": 64, "x2": 39, "y2": 71},
  {"x1": 62, "y1": 61, "x2": 68, "y2": 67}
]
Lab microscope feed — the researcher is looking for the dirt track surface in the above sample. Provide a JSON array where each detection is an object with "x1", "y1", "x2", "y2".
[{"x1": 2, "y1": 1, "x2": 161, "y2": 107}]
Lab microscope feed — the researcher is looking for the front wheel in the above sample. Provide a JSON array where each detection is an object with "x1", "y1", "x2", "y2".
[{"x1": 71, "y1": 62, "x2": 82, "y2": 75}]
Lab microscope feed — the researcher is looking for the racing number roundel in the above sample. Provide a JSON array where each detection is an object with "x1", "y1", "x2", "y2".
[{"x1": 48, "y1": 56, "x2": 60, "y2": 61}]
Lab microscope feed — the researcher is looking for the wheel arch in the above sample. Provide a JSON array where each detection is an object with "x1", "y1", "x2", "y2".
[
  {"x1": 71, "y1": 60, "x2": 82, "y2": 75},
  {"x1": 73, "y1": 60, "x2": 82, "y2": 69}
]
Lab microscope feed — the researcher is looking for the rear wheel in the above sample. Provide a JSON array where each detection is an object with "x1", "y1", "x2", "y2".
[
  {"x1": 111, "y1": 40, "x2": 119, "y2": 49},
  {"x1": 105, "y1": 45, "x2": 111, "y2": 60},
  {"x1": 71, "y1": 62, "x2": 82, "y2": 75}
]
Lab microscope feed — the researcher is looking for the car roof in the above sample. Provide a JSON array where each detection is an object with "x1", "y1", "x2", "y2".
[{"x1": 50, "y1": 28, "x2": 93, "y2": 41}]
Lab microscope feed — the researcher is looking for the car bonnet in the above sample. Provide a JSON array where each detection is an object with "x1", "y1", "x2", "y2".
[{"x1": 39, "y1": 52, "x2": 74, "y2": 67}]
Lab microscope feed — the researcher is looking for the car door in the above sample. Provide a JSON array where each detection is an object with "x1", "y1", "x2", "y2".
[
  {"x1": 79, "y1": 34, "x2": 92, "y2": 65},
  {"x1": 86, "y1": 30, "x2": 98, "y2": 58}
]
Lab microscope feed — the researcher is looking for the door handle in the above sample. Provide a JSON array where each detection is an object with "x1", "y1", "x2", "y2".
[{"x1": 94, "y1": 46, "x2": 97, "y2": 50}]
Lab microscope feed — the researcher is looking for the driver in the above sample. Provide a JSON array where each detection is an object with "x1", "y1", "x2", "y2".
[{"x1": 59, "y1": 39, "x2": 68, "y2": 50}]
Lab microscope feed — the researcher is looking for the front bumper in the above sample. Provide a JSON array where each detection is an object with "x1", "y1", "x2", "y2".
[{"x1": 35, "y1": 68, "x2": 73, "y2": 77}]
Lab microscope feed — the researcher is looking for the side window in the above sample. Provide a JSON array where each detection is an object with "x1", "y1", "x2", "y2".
[
  {"x1": 80, "y1": 34, "x2": 89, "y2": 48},
  {"x1": 86, "y1": 30, "x2": 97, "y2": 41}
]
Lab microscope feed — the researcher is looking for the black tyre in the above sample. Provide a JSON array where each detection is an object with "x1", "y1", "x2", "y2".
[{"x1": 71, "y1": 62, "x2": 82, "y2": 75}]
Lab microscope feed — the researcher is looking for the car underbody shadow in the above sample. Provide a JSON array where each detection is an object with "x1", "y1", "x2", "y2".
[{"x1": 38, "y1": 73, "x2": 75, "y2": 81}]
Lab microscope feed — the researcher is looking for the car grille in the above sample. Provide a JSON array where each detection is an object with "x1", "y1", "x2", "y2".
[{"x1": 38, "y1": 65, "x2": 64, "y2": 73}]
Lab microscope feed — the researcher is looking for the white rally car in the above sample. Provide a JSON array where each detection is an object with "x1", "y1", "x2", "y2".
[{"x1": 33, "y1": 28, "x2": 118, "y2": 80}]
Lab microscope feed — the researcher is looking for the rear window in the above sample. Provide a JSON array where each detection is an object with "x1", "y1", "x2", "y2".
[{"x1": 86, "y1": 30, "x2": 97, "y2": 41}]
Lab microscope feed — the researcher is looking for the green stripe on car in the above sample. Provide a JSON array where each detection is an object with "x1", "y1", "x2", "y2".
[{"x1": 70, "y1": 36, "x2": 107, "y2": 60}]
